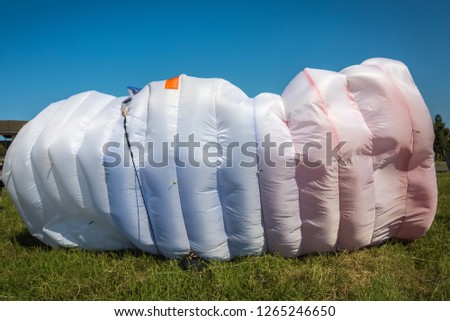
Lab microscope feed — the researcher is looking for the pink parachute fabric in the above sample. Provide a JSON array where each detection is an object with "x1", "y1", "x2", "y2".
[
  {"x1": 263, "y1": 58, "x2": 437, "y2": 256},
  {"x1": 3, "y1": 58, "x2": 437, "y2": 259}
]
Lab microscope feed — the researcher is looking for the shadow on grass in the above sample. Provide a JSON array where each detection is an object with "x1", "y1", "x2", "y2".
[
  {"x1": 11, "y1": 230, "x2": 51, "y2": 249},
  {"x1": 9, "y1": 228, "x2": 417, "y2": 274},
  {"x1": 10, "y1": 229, "x2": 168, "y2": 261},
  {"x1": 103, "y1": 249, "x2": 167, "y2": 261},
  {"x1": 294, "y1": 238, "x2": 415, "y2": 261}
]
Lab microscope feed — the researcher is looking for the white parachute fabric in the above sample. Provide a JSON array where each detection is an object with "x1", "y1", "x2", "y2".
[
  {"x1": 141, "y1": 79, "x2": 189, "y2": 257},
  {"x1": 254, "y1": 93, "x2": 300, "y2": 257},
  {"x1": 105, "y1": 87, "x2": 157, "y2": 253},
  {"x1": 5, "y1": 92, "x2": 131, "y2": 249},
  {"x1": 107, "y1": 75, "x2": 266, "y2": 259},
  {"x1": 214, "y1": 80, "x2": 265, "y2": 257},
  {"x1": 2, "y1": 58, "x2": 437, "y2": 260}
]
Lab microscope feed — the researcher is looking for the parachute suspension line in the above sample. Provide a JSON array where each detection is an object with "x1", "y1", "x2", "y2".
[
  {"x1": 252, "y1": 99, "x2": 267, "y2": 251},
  {"x1": 122, "y1": 99, "x2": 160, "y2": 255}
]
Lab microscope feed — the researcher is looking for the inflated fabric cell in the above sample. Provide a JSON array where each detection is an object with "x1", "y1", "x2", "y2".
[{"x1": 3, "y1": 58, "x2": 437, "y2": 259}]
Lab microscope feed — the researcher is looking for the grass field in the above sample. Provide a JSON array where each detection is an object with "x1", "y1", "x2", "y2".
[{"x1": 1, "y1": 174, "x2": 449, "y2": 301}]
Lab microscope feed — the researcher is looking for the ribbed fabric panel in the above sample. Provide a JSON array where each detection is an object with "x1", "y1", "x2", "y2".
[{"x1": 3, "y1": 58, "x2": 437, "y2": 259}]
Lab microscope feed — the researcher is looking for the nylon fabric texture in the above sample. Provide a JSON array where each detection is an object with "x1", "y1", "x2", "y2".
[{"x1": 3, "y1": 58, "x2": 437, "y2": 260}]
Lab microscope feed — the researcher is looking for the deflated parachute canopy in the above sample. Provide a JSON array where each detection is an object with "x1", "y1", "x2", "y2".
[{"x1": 2, "y1": 58, "x2": 438, "y2": 260}]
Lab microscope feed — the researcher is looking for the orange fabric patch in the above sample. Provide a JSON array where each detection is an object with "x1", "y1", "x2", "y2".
[{"x1": 165, "y1": 76, "x2": 180, "y2": 90}]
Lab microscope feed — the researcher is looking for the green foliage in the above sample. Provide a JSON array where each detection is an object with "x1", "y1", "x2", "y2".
[
  {"x1": 0, "y1": 142, "x2": 6, "y2": 157},
  {"x1": 1, "y1": 175, "x2": 449, "y2": 301},
  {"x1": 433, "y1": 114, "x2": 450, "y2": 161}
]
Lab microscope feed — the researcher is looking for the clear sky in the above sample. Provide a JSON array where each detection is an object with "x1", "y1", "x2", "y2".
[{"x1": 1, "y1": 0, "x2": 449, "y2": 124}]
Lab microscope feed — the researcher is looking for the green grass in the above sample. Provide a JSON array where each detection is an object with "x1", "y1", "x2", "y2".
[
  {"x1": 435, "y1": 160, "x2": 449, "y2": 172},
  {"x1": 1, "y1": 174, "x2": 449, "y2": 301}
]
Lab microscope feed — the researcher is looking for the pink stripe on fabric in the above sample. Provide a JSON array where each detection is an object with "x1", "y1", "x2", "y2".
[
  {"x1": 303, "y1": 69, "x2": 341, "y2": 250},
  {"x1": 303, "y1": 69, "x2": 341, "y2": 147},
  {"x1": 343, "y1": 78, "x2": 377, "y2": 243}
]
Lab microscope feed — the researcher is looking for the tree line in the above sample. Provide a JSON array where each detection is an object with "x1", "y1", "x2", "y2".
[{"x1": 434, "y1": 114, "x2": 450, "y2": 161}]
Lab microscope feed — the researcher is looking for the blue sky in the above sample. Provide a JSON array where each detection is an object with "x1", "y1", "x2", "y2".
[{"x1": 1, "y1": 0, "x2": 449, "y2": 125}]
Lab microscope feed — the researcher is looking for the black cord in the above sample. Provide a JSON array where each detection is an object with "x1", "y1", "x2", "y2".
[
  {"x1": 121, "y1": 96, "x2": 205, "y2": 267},
  {"x1": 122, "y1": 108, "x2": 160, "y2": 255}
]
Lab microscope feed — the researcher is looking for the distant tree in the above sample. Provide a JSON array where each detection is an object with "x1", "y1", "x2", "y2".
[
  {"x1": 433, "y1": 114, "x2": 450, "y2": 160},
  {"x1": 445, "y1": 127, "x2": 450, "y2": 159}
]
